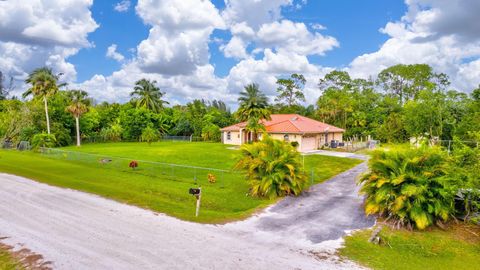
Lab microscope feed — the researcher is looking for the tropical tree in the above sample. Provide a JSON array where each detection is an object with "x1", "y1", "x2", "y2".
[
  {"x1": 237, "y1": 83, "x2": 271, "y2": 142},
  {"x1": 235, "y1": 135, "x2": 308, "y2": 198},
  {"x1": 359, "y1": 146, "x2": 455, "y2": 230},
  {"x1": 130, "y1": 79, "x2": 168, "y2": 112},
  {"x1": 0, "y1": 71, "x2": 14, "y2": 100},
  {"x1": 31, "y1": 133, "x2": 56, "y2": 150},
  {"x1": 23, "y1": 67, "x2": 64, "y2": 134},
  {"x1": 66, "y1": 90, "x2": 90, "y2": 146},
  {"x1": 141, "y1": 125, "x2": 159, "y2": 145},
  {"x1": 275, "y1": 73, "x2": 306, "y2": 107}
]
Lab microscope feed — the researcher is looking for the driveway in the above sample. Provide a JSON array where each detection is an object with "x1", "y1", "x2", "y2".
[
  {"x1": 0, "y1": 162, "x2": 373, "y2": 270},
  {"x1": 303, "y1": 150, "x2": 368, "y2": 160}
]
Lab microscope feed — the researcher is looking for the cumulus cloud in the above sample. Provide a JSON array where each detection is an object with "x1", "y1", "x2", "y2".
[
  {"x1": 135, "y1": 0, "x2": 225, "y2": 75},
  {"x1": 77, "y1": 0, "x2": 230, "y2": 104},
  {"x1": 348, "y1": 0, "x2": 480, "y2": 92},
  {"x1": 114, "y1": 0, "x2": 131, "y2": 12},
  {"x1": 0, "y1": 0, "x2": 98, "y2": 96},
  {"x1": 106, "y1": 44, "x2": 125, "y2": 62}
]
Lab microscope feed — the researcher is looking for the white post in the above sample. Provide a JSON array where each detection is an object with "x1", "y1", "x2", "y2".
[{"x1": 195, "y1": 187, "x2": 202, "y2": 217}]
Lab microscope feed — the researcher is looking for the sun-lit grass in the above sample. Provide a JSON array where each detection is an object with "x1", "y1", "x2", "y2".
[
  {"x1": 0, "y1": 141, "x2": 361, "y2": 223},
  {"x1": 0, "y1": 246, "x2": 22, "y2": 270},
  {"x1": 339, "y1": 224, "x2": 480, "y2": 270}
]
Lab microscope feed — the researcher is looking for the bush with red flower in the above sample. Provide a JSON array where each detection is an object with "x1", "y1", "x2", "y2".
[{"x1": 129, "y1": 160, "x2": 138, "y2": 170}]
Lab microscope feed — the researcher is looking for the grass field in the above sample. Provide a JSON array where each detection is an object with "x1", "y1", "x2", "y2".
[
  {"x1": 339, "y1": 224, "x2": 480, "y2": 270},
  {"x1": 0, "y1": 141, "x2": 362, "y2": 223},
  {"x1": 0, "y1": 246, "x2": 22, "y2": 270}
]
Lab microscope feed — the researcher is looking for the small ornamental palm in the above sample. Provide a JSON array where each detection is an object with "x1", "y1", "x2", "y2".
[
  {"x1": 359, "y1": 146, "x2": 455, "y2": 230},
  {"x1": 66, "y1": 90, "x2": 90, "y2": 146},
  {"x1": 235, "y1": 135, "x2": 307, "y2": 199}
]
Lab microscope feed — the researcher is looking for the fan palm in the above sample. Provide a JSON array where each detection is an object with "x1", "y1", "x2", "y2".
[
  {"x1": 130, "y1": 79, "x2": 168, "y2": 112},
  {"x1": 235, "y1": 135, "x2": 308, "y2": 198},
  {"x1": 237, "y1": 83, "x2": 271, "y2": 142},
  {"x1": 359, "y1": 146, "x2": 455, "y2": 229},
  {"x1": 66, "y1": 90, "x2": 91, "y2": 146},
  {"x1": 23, "y1": 67, "x2": 64, "y2": 134}
]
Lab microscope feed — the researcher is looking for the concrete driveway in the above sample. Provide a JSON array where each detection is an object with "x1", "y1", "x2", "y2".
[{"x1": 0, "y1": 161, "x2": 373, "y2": 270}]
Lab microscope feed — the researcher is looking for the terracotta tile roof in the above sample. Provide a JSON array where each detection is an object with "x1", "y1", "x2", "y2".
[{"x1": 220, "y1": 114, "x2": 344, "y2": 133}]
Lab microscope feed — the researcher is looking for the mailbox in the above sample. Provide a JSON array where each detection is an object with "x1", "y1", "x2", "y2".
[{"x1": 189, "y1": 188, "x2": 201, "y2": 195}]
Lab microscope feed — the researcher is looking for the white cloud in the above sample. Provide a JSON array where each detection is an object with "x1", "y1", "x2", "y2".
[
  {"x1": 0, "y1": 0, "x2": 98, "y2": 96},
  {"x1": 77, "y1": 0, "x2": 230, "y2": 105},
  {"x1": 256, "y1": 20, "x2": 338, "y2": 56},
  {"x1": 222, "y1": 0, "x2": 292, "y2": 29},
  {"x1": 348, "y1": 0, "x2": 480, "y2": 93},
  {"x1": 114, "y1": 0, "x2": 131, "y2": 12},
  {"x1": 0, "y1": 0, "x2": 97, "y2": 48},
  {"x1": 135, "y1": 0, "x2": 225, "y2": 75},
  {"x1": 311, "y1": 23, "x2": 326, "y2": 31},
  {"x1": 106, "y1": 44, "x2": 125, "y2": 62}
]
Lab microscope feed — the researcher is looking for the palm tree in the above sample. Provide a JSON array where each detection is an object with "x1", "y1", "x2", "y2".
[
  {"x1": 66, "y1": 90, "x2": 90, "y2": 146},
  {"x1": 359, "y1": 146, "x2": 453, "y2": 230},
  {"x1": 23, "y1": 67, "x2": 64, "y2": 134},
  {"x1": 237, "y1": 83, "x2": 271, "y2": 142},
  {"x1": 130, "y1": 79, "x2": 168, "y2": 112},
  {"x1": 235, "y1": 135, "x2": 308, "y2": 198}
]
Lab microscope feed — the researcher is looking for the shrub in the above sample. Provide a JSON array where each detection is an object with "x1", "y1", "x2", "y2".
[
  {"x1": 450, "y1": 139, "x2": 480, "y2": 223},
  {"x1": 140, "y1": 126, "x2": 159, "y2": 145},
  {"x1": 235, "y1": 135, "x2": 307, "y2": 199},
  {"x1": 31, "y1": 133, "x2": 56, "y2": 150},
  {"x1": 100, "y1": 123, "x2": 123, "y2": 142},
  {"x1": 129, "y1": 160, "x2": 138, "y2": 170},
  {"x1": 359, "y1": 146, "x2": 455, "y2": 230},
  {"x1": 207, "y1": 173, "x2": 216, "y2": 184},
  {"x1": 290, "y1": 141, "x2": 299, "y2": 148},
  {"x1": 201, "y1": 123, "x2": 221, "y2": 141}
]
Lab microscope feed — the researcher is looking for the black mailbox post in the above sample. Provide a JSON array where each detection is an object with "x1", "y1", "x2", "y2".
[
  {"x1": 189, "y1": 187, "x2": 202, "y2": 217},
  {"x1": 189, "y1": 188, "x2": 201, "y2": 195}
]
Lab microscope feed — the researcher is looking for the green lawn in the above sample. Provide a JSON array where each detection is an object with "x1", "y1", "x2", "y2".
[
  {"x1": 340, "y1": 224, "x2": 480, "y2": 270},
  {"x1": 0, "y1": 141, "x2": 361, "y2": 223},
  {"x1": 0, "y1": 247, "x2": 22, "y2": 270}
]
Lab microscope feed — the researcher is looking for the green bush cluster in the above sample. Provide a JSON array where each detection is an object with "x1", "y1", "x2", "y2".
[
  {"x1": 235, "y1": 136, "x2": 308, "y2": 199},
  {"x1": 360, "y1": 142, "x2": 480, "y2": 229}
]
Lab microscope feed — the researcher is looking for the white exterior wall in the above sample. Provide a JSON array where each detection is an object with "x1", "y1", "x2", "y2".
[
  {"x1": 269, "y1": 133, "x2": 303, "y2": 149},
  {"x1": 221, "y1": 130, "x2": 344, "y2": 151},
  {"x1": 222, "y1": 131, "x2": 242, "y2": 145}
]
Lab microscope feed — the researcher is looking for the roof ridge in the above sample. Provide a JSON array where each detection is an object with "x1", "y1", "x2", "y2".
[{"x1": 267, "y1": 119, "x2": 301, "y2": 132}]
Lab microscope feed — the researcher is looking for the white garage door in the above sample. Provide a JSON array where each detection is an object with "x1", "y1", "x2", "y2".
[{"x1": 301, "y1": 136, "x2": 316, "y2": 151}]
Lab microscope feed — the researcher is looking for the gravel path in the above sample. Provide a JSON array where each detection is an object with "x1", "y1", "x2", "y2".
[{"x1": 0, "y1": 162, "x2": 372, "y2": 270}]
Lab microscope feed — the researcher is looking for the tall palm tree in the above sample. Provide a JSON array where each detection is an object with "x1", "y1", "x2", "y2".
[
  {"x1": 237, "y1": 83, "x2": 271, "y2": 142},
  {"x1": 66, "y1": 90, "x2": 90, "y2": 146},
  {"x1": 130, "y1": 79, "x2": 168, "y2": 112},
  {"x1": 23, "y1": 67, "x2": 64, "y2": 134}
]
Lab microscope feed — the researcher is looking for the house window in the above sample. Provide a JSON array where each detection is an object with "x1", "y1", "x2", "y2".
[
  {"x1": 284, "y1": 134, "x2": 289, "y2": 141},
  {"x1": 227, "y1": 132, "x2": 231, "y2": 140}
]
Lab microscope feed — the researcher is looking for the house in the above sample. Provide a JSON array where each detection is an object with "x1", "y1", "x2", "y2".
[{"x1": 220, "y1": 114, "x2": 345, "y2": 152}]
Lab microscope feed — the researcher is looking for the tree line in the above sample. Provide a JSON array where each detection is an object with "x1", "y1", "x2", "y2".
[{"x1": 0, "y1": 64, "x2": 479, "y2": 147}]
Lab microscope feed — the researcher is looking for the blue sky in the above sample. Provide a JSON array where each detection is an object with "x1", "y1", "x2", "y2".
[
  {"x1": 1, "y1": 0, "x2": 479, "y2": 106},
  {"x1": 70, "y1": 0, "x2": 407, "y2": 81}
]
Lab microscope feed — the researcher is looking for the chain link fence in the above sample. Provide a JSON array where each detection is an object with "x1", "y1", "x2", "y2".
[{"x1": 39, "y1": 147, "x2": 230, "y2": 187}]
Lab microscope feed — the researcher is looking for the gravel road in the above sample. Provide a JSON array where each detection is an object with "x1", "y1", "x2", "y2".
[{"x1": 0, "y1": 162, "x2": 372, "y2": 270}]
